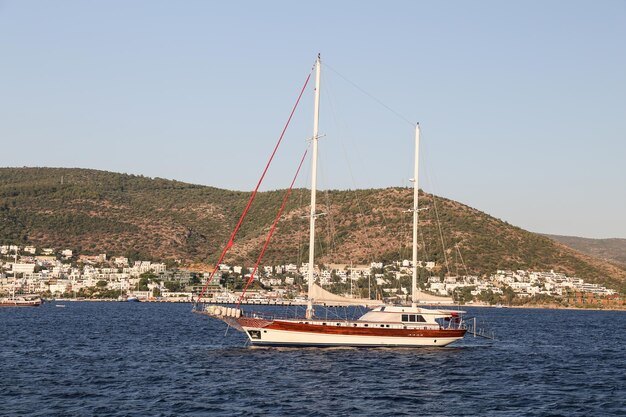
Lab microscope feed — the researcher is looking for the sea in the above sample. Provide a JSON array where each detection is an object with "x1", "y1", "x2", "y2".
[{"x1": 1, "y1": 302, "x2": 624, "y2": 416}]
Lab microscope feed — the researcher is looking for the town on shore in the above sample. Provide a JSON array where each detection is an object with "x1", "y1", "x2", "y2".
[{"x1": 1, "y1": 244, "x2": 623, "y2": 309}]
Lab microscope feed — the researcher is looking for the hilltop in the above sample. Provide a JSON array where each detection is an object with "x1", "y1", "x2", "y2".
[
  {"x1": 543, "y1": 235, "x2": 626, "y2": 267},
  {"x1": 1, "y1": 167, "x2": 625, "y2": 293}
]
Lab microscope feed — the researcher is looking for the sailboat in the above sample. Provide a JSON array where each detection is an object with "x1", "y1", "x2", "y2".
[
  {"x1": 0, "y1": 279, "x2": 42, "y2": 307},
  {"x1": 199, "y1": 56, "x2": 467, "y2": 347},
  {"x1": 0, "y1": 293, "x2": 42, "y2": 307}
]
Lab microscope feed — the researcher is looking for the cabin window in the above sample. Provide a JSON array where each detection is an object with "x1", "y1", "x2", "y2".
[
  {"x1": 353, "y1": 324, "x2": 358, "y2": 327},
  {"x1": 336, "y1": 323, "x2": 341, "y2": 326},
  {"x1": 380, "y1": 306, "x2": 386, "y2": 311},
  {"x1": 402, "y1": 314, "x2": 426, "y2": 323},
  {"x1": 322, "y1": 323, "x2": 326, "y2": 325},
  {"x1": 380, "y1": 324, "x2": 385, "y2": 328},
  {"x1": 364, "y1": 324, "x2": 368, "y2": 327}
]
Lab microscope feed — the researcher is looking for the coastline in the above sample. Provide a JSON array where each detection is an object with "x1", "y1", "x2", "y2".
[
  {"x1": 40, "y1": 298, "x2": 626, "y2": 312},
  {"x1": 459, "y1": 303, "x2": 626, "y2": 312}
]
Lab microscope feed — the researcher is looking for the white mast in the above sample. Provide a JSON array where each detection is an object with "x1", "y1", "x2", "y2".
[
  {"x1": 306, "y1": 54, "x2": 321, "y2": 319},
  {"x1": 411, "y1": 123, "x2": 420, "y2": 308}
]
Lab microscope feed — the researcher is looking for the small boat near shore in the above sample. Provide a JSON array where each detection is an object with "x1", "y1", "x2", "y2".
[
  {"x1": 117, "y1": 295, "x2": 141, "y2": 302},
  {"x1": 0, "y1": 295, "x2": 42, "y2": 307}
]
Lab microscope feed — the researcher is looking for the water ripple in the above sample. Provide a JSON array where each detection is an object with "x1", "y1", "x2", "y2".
[{"x1": 1, "y1": 303, "x2": 625, "y2": 416}]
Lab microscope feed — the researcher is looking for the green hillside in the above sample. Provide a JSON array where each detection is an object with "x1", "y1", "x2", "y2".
[
  {"x1": 1, "y1": 167, "x2": 624, "y2": 293},
  {"x1": 544, "y1": 234, "x2": 626, "y2": 266}
]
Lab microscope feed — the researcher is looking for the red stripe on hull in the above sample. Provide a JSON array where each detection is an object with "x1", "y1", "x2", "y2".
[{"x1": 261, "y1": 320, "x2": 466, "y2": 338}]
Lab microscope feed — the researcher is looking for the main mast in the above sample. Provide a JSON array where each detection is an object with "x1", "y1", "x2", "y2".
[
  {"x1": 411, "y1": 124, "x2": 420, "y2": 308},
  {"x1": 306, "y1": 55, "x2": 321, "y2": 319}
]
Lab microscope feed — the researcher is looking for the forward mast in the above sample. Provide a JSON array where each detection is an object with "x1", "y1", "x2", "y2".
[{"x1": 306, "y1": 54, "x2": 321, "y2": 319}]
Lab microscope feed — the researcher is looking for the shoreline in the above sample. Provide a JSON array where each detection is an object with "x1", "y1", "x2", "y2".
[
  {"x1": 458, "y1": 303, "x2": 626, "y2": 312},
  {"x1": 41, "y1": 298, "x2": 626, "y2": 312}
]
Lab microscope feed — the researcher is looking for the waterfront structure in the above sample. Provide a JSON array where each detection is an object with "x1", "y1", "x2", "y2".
[{"x1": 0, "y1": 241, "x2": 619, "y2": 303}]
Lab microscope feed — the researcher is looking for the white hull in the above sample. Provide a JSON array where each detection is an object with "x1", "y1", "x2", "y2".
[
  {"x1": 244, "y1": 328, "x2": 462, "y2": 347},
  {"x1": 203, "y1": 305, "x2": 467, "y2": 348},
  {"x1": 240, "y1": 322, "x2": 465, "y2": 348},
  {"x1": 0, "y1": 297, "x2": 42, "y2": 307}
]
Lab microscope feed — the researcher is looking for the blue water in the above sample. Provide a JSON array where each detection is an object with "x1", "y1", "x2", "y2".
[{"x1": 1, "y1": 302, "x2": 624, "y2": 416}]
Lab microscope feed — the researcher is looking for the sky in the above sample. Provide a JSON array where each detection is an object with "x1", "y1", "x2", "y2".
[{"x1": 1, "y1": 1, "x2": 625, "y2": 239}]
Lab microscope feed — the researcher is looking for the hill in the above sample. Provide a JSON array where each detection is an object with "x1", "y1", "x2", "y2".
[
  {"x1": 543, "y1": 235, "x2": 626, "y2": 267},
  {"x1": 1, "y1": 167, "x2": 625, "y2": 293}
]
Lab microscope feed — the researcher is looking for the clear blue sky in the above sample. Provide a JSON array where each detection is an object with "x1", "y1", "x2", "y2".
[{"x1": 1, "y1": 1, "x2": 625, "y2": 239}]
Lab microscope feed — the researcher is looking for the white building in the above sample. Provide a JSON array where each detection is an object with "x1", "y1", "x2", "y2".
[
  {"x1": 11, "y1": 263, "x2": 36, "y2": 274},
  {"x1": 113, "y1": 257, "x2": 129, "y2": 267}
]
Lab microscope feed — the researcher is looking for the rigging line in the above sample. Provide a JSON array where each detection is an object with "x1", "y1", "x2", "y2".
[
  {"x1": 456, "y1": 244, "x2": 470, "y2": 276},
  {"x1": 363, "y1": 199, "x2": 383, "y2": 266},
  {"x1": 419, "y1": 127, "x2": 451, "y2": 276},
  {"x1": 322, "y1": 70, "x2": 380, "y2": 266},
  {"x1": 323, "y1": 68, "x2": 360, "y2": 192},
  {"x1": 319, "y1": 80, "x2": 343, "y2": 259},
  {"x1": 237, "y1": 148, "x2": 309, "y2": 307},
  {"x1": 314, "y1": 145, "x2": 338, "y2": 260},
  {"x1": 419, "y1": 222, "x2": 428, "y2": 261},
  {"x1": 323, "y1": 188, "x2": 337, "y2": 259},
  {"x1": 401, "y1": 193, "x2": 415, "y2": 263},
  {"x1": 195, "y1": 70, "x2": 313, "y2": 306},
  {"x1": 418, "y1": 219, "x2": 436, "y2": 283},
  {"x1": 425, "y1": 176, "x2": 451, "y2": 276},
  {"x1": 296, "y1": 148, "x2": 312, "y2": 269},
  {"x1": 315, "y1": 152, "x2": 328, "y2": 262},
  {"x1": 316, "y1": 158, "x2": 340, "y2": 267},
  {"x1": 296, "y1": 186, "x2": 306, "y2": 267},
  {"x1": 320, "y1": 75, "x2": 355, "y2": 269},
  {"x1": 432, "y1": 190, "x2": 451, "y2": 275},
  {"x1": 321, "y1": 67, "x2": 360, "y2": 191},
  {"x1": 323, "y1": 62, "x2": 415, "y2": 127},
  {"x1": 398, "y1": 208, "x2": 406, "y2": 261},
  {"x1": 325, "y1": 71, "x2": 390, "y2": 262}
]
